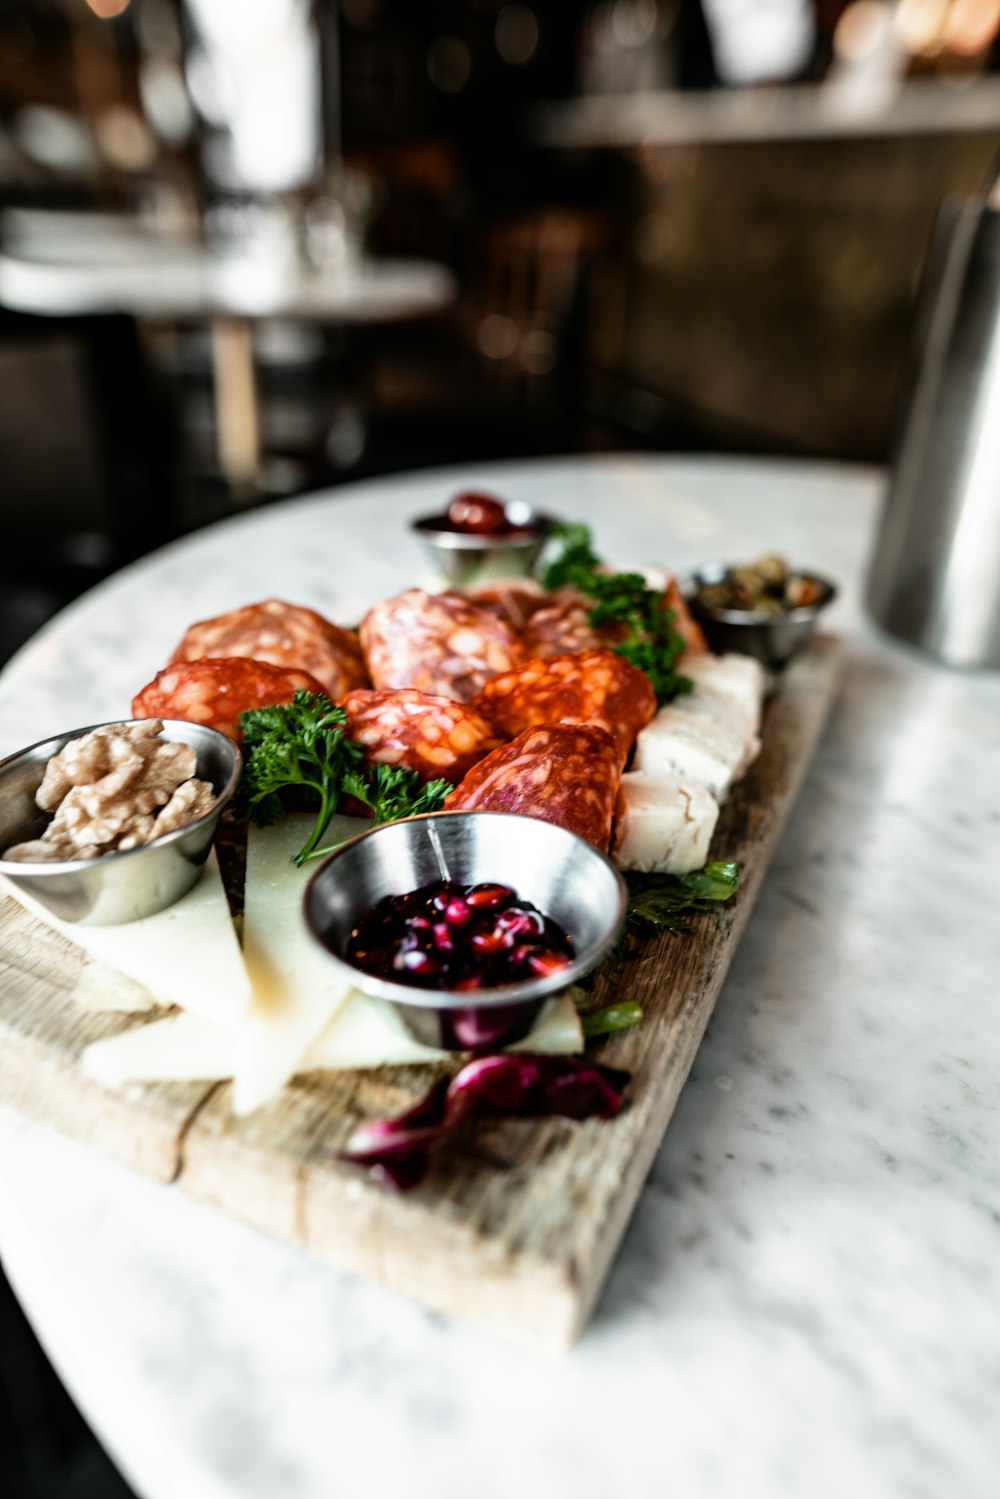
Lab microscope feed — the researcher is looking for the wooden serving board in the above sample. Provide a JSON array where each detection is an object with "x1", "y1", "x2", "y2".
[{"x1": 0, "y1": 636, "x2": 842, "y2": 1350}]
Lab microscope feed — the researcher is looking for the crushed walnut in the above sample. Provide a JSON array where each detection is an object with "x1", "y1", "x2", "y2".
[{"x1": 4, "y1": 721, "x2": 216, "y2": 862}]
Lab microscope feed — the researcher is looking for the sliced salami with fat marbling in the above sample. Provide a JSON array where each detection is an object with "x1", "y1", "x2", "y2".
[
  {"x1": 132, "y1": 657, "x2": 327, "y2": 745},
  {"x1": 473, "y1": 649, "x2": 656, "y2": 767},
  {"x1": 169, "y1": 598, "x2": 369, "y2": 701},
  {"x1": 360, "y1": 588, "x2": 521, "y2": 703},
  {"x1": 445, "y1": 722, "x2": 620, "y2": 850},
  {"x1": 341, "y1": 688, "x2": 504, "y2": 785}
]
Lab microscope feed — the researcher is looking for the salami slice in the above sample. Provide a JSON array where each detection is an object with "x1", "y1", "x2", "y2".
[
  {"x1": 462, "y1": 579, "x2": 548, "y2": 633},
  {"x1": 472, "y1": 649, "x2": 656, "y2": 766},
  {"x1": 341, "y1": 688, "x2": 504, "y2": 785},
  {"x1": 169, "y1": 599, "x2": 369, "y2": 700},
  {"x1": 444, "y1": 723, "x2": 619, "y2": 850},
  {"x1": 132, "y1": 658, "x2": 327, "y2": 745},
  {"x1": 360, "y1": 588, "x2": 522, "y2": 703},
  {"x1": 520, "y1": 591, "x2": 627, "y2": 661}
]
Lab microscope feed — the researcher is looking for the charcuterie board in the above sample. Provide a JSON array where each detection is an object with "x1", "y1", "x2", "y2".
[{"x1": 0, "y1": 635, "x2": 842, "y2": 1350}]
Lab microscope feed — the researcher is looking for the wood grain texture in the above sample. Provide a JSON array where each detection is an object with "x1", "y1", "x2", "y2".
[{"x1": 0, "y1": 636, "x2": 842, "y2": 1348}]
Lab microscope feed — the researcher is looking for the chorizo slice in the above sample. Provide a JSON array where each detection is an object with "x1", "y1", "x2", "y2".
[
  {"x1": 360, "y1": 588, "x2": 521, "y2": 703},
  {"x1": 341, "y1": 688, "x2": 504, "y2": 785},
  {"x1": 520, "y1": 591, "x2": 628, "y2": 661},
  {"x1": 169, "y1": 598, "x2": 369, "y2": 700},
  {"x1": 132, "y1": 657, "x2": 327, "y2": 745},
  {"x1": 472, "y1": 649, "x2": 656, "y2": 767},
  {"x1": 444, "y1": 723, "x2": 620, "y2": 851}
]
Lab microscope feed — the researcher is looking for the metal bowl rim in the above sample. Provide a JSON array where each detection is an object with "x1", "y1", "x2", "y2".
[
  {"x1": 684, "y1": 567, "x2": 838, "y2": 626},
  {"x1": 410, "y1": 512, "x2": 554, "y2": 551},
  {"x1": 303, "y1": 808, "x2": 627, "y2": 1012},
  {"x1": 0, "y1": 718, "x2": 242, "y2": 877}
]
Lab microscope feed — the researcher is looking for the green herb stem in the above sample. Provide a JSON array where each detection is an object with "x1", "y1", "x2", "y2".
[{"x1": 581, "y1": 1001, "x2": 644, "y2": 1039}]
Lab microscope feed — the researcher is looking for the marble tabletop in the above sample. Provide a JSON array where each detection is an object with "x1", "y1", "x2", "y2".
[{"x1": 0, "y1": 456, "x2": 997, "y2": 1499}]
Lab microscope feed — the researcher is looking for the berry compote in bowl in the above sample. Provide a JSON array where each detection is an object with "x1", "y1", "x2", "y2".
[{"x1": 304, "y1": 811, "x2": 626, "y2": 1051}]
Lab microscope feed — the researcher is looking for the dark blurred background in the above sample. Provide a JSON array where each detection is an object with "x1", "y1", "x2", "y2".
[{"x1": 0, "y1": 1, "x2": 998, "y2": 1494}]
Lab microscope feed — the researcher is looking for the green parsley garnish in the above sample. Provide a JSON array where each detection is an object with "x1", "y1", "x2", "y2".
[
  {"x1": 626, "y1": 861, "x2": 741, "y2": 933},
  {"x1": 239, "y1": 691, "x2": 449, "y2": 865},
  {"x1": 541, "y1": 521, "x2": 692, "y2": 704},
  {"x1": 342, "y1": 762, "x2": 451, "y2": 829}
]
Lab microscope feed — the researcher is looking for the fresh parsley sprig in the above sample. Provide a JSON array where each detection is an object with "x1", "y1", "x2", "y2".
[
  {"x1": 541, "y1": 522, "x2": 692, "y2": 704},
  {"x1": 239, "y1": 691, "x2": 450, "y2": 865},
  {"x1": 343, "y1": 763, "x2": 451, "y2": 829}
]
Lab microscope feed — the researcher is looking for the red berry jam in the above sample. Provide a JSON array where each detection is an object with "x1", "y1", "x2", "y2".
[{"x1": 346, "y1": 880, "x2": 574, "y2": 991}]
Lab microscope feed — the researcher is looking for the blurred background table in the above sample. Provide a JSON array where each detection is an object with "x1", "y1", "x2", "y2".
[
  {"x1": 1, "y1": 455, "x2": 997, "y2": 1499},
  {"x1": 0, "y1": 207, "x2": 455, "y2": 500}
]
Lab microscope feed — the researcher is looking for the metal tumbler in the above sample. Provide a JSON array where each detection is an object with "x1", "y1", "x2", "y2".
[{"x1": 867, "y1": 186, "x2": 1000, "y2": 670}]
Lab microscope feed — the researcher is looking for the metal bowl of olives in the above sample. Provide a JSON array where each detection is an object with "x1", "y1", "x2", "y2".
[{"x1": 686, "y1": 557, "x2": 837, "y2": 669}]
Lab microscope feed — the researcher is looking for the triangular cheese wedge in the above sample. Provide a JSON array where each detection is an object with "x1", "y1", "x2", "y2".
[
  {"x1": 233, "y1": 813, "x2": 368, "y2": 1116},
  {"x1": 74, "y1": 958, "x2": 161, "y2": 1014},
  {"x1": 80, "y1": 994, "x2": 584, "y2": 1086},
  {"x1": 1, "y1": 852, "x2": 250, "y2": 1029}
]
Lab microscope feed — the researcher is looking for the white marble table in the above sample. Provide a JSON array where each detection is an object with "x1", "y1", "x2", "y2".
[{"x1": 1, "y1": 457, "x2": 997, "y2": 1499}]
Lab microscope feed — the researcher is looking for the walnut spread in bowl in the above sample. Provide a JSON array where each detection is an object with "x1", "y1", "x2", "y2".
[
  {"x1": 4, "y1": 720, "x2": 216, "y2": 862},
  {"x1": 0, "y1": 718, "x2": 241, "y2": 924}
]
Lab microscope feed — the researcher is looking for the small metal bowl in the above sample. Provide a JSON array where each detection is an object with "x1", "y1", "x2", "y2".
[
  {"x1": 411, "y1": 503, "x2": 553, "y2": 586},
  {"x1": 686, "y1": 564, "x2": 838, "y2": 669},
  {"x1": 0, "y1": 719, "x2": 241, "y2": 927},
  {"x1": 305, "y1": 810, "x2": 626, "y2": 1051}
]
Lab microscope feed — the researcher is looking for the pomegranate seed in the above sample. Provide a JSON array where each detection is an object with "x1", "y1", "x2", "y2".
[
  {"x1": 471, "y1": 928, "x2": 512, "y2": 956},
  {"x1": 528, "y1": 949, "x2": 572, "y2": 978},
  {"x1": 431, "y1": 922, "x2": 455, "y2": 951},
  {"x1": 465, "y1": 883, "x2": 514, "y2": 910}
]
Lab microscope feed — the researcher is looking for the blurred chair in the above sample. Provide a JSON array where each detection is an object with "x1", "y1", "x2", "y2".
[{"x1": 0, "y1": 309, "x2": 177, "y2": 662}]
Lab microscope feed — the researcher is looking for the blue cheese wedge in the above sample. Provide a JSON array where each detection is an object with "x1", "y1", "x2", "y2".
[
  {"x1": 613, "y1": 774, "x2": 719, "y2": 875},
  {"x1": 680, "y1": 651, "x2": 765, "y2": 723},
  {"x1": 631, "y1": 690, "x2": 759, "y2": 802}
]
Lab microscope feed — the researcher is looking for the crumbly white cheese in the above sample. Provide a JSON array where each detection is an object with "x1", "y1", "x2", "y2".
[
  {"x1": 631, "y1": 690, "x2": 760, "y2": 802},
  {"x1": 613, "y1": 773, "x2": 719, "y2": 875},
  {"x1": 680, "y1": 651, "x2": 765, "y2": 723}
]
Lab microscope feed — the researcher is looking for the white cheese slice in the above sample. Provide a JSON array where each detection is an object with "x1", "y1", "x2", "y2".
[
  {"x1": 74, "y1": 958, "x2": 161, "y2": 1014},
  {"x1": 81, "y1": 993, "x2": 584, "y2": 1086},
  {"x1": 82, "y1": 1010, "x2": 234, "y2": 1085},
  {"x1": 1, "y1": 853, "x2": 250, "y2": 1029},
  {"x1": 680, "y1": 651, "x2": 765, "y2": 725},
  {"x1": 613, "y1": 774, "x2": 719, "y2": 875},
  {"x1": 233, "y1": 813, "x2": 368, "y2": 1116},
  {"x1": 631, "y1": 691, "x2": 759, "y2": 801}
]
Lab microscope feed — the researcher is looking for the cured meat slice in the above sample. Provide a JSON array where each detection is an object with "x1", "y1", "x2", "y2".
[
  {"x1": 520, "y1": 591, "x2": 627, "y2": 660},
  {"x1": 445, "y1": 723, "x2": 619, "y2": 850},
  {"x1": 462, "y1": 579, "x2": 548, "y2": 633},
  {"x1": 360, "y1": 588, "x2": 521, "y2": 703},
  {"x1": 169, "y1": 599, "x2": 369, "y2": 700},
  {"x1": 132, "y1": 658, "x2": 327, "y2": 745},
  {"x1": 341, "y1": 688, "x2": 504, "y2": 785},
  {"x1": 472, "y1": 649, "x2": 656, "y2": 767},
  {"x1": 640, "y1": 569, "x2": 709, "y2": 654}
]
